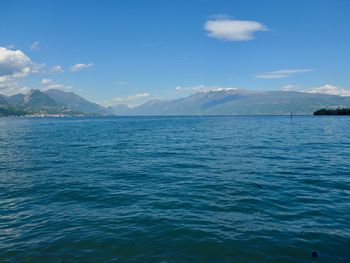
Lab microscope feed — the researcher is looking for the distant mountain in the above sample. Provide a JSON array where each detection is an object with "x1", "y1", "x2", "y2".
[
  {"x1": 3, "y1": 88, "x2": 350, "y2": 117},
  {"x1": 0, "y1": 105, "x2": 26, "y2": 117},
  {"x1": 0, "y1": 94, "x2": 25, "y2": 117},
  {"x1": 0, "y1": 95, "x2": 8, "y2": 105},
  {"x1": 5, "y1": 93, "x2": 25, "y2": 105},
  {"x1": 110, "y1": 104, "x2": 131, "y2": 115},
  {"x1": 113, "y1": 89, "x2": 350, "y2": 115},
  {"x1": 44, "y1": 89, "x2": 109, "y2": 115},
  {"x1": 22, "y1": 89, "x2": 61, "y2": 109},
  {"x1": 0, "y1": 89, "x2": 111, "y2": 116},
  {"x1": 1, "y1": 89, "x2": 61, "y2": 109}
]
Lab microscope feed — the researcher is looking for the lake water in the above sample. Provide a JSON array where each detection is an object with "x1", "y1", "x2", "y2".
[{"x1": 0, "y1": 116, "x2": 350, "y2": 262}]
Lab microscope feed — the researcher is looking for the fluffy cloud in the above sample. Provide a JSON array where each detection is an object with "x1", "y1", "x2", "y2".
[
  {"x1": 280, "y1": 84, "x2": 350, "y2": 96},
  {"x1": 256, "y1": 69, "x2": 314, "y2": 79},
  {"x1": 307, "y1": 84, "x2": 350, "y2": 96},
  {"x1": 70, "y1": 63, "x2": 94, "y2": 72},
  {"x1": 0, "y1": 47, "x2": 35, "y2": 78},
  {"x1": 204, "y1": 18, "x2": 268, "y2": 41},
  {"x1": 0, "y1": 46, "x2": 42, "y2": 95},
  {"x1": 0, "y1": 77, "x2": 30, "y2": 95},
  {"x1": 50, "y1": 65, "x2": 64, "y2": 73},
  {"x1": 30, "y1": 41, "x2": 39, "y2": 51},
  {"x1": 41, "y1": 78, "x2": 72, "y2": 90}
]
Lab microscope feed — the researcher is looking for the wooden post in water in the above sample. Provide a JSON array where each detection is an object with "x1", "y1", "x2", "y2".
[{"x1": 290, "y1": 112, "x2": 293, "y2": 123}]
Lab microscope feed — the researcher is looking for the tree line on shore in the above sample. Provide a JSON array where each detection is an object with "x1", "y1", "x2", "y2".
[{"x1": 314, "y1": 108, "x2": 350, "y2": 115}]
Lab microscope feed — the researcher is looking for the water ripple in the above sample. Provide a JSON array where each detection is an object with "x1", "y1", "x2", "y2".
[{"x1": 0, "y1": 116, "x2": 350, "y2": 262}]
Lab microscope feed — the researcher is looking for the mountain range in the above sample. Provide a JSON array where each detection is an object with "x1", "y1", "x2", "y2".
[
  {"x1": 0, "y1": 89, "x2": 110, "y2": 116},
  {"x1": 112, "y1": 89, "x2": 350, "y2": 115},
  {"x1": 1, "y1": 88, "x2": 350, "y2": 117}
]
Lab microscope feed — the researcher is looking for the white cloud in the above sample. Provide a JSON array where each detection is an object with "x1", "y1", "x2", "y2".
[
  {"x1": 175, "y1": 85, "x2": 205, "y2": 92},
  {"x1": 256, "y1": 69, "x2": 314, "y2": 79},
  {"x1": 32, "y1": 63, "x2": 46, "y2": 74},
  {"x1": 30, "y1": 41, "x2": 39, "y2": 51},
  {"x1": 204, "y1": 18, "x2": 268, "y2": 41},
  {"x1": 128, "y1": 92, "x2": 149, "y2": 100},
  {"x1": 0, "y1": 46, "x2": 43, "y2": 95},
  {"x1": 280, "y1": 84, "x2": 350, "y2": 96},
  {"x1": 114, "y1": 92, "x2": 149, "y2": 102},
  {"x1": 0, "y1": 47, "x2": 35, "y2": 78},
  {"x1": 281, "y1": 84, "x2": 300, "y2": 91},
  {"x1": 0, "y1": 47, "x2": 45, "y2": 95},
  {"x1": 41, "y1": 78, "x2": 72, "y2": 90},
  {"x1": 307, "y1": 84, "x2": 350, "y2": 96},
  {"x1": 109, "y1": 92, "x2": 150, "y2": 106},
  {"x1": 175, "y1": 85, "x2": 238, "y2": 93},
  {"x1": 0, "y1": 47, "x2": 49, "y2": 95},
  {"x1": 70, "y1": 63, "x2": 94, "y2": 72},
  {"x1": 50, "y1": 65, "x2": 64, "y2": 73},
  {"x1": 0, "y1": 77, "x2": 30, "y2": 95}
]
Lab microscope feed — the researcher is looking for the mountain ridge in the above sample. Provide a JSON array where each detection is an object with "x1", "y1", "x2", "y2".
[
  {"x1": 44, "y1": 89, "x2": 108, "y2": 115},
  {"x1": 2, "y1": 88, "x2": 350, "y2": 117},
  {"x1": 0, "y1": 89, "x2": 110, "y2": 116},
  {"x1": 112, "y1": 89, "x2": 350, "y2": 116}
]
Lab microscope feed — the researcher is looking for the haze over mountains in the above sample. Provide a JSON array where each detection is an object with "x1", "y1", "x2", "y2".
[
  {"x1": 112, "y1": 88, "x2": 350, "y2": 116},
  {"x1": 1, "y1": 88, "x2": 350, "y2": 117}
]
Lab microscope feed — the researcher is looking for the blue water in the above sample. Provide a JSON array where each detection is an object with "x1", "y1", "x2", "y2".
[{"x1": 0, "y1": 116, "x2": 350, "y2": 262}]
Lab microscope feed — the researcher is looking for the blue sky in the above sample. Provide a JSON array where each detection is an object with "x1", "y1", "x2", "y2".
[{"x1": 1, "y1": 0, "x2": 350, "y2": 105}]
